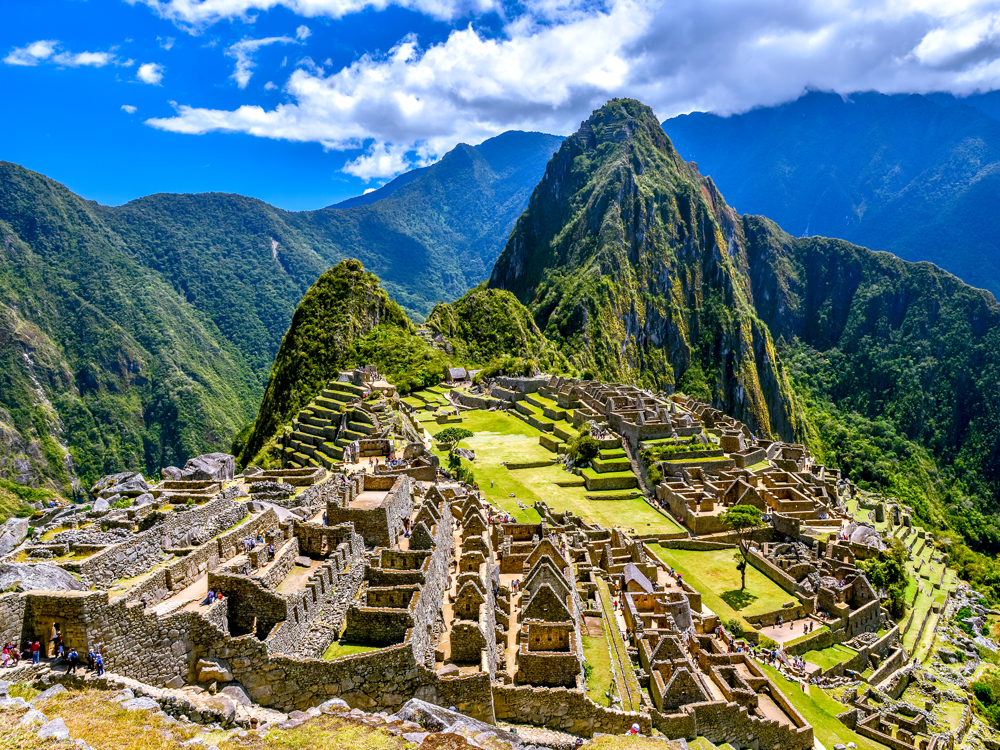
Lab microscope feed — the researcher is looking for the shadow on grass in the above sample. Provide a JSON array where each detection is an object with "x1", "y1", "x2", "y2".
[{"x1": 721, "y1": 588, "x2": 759, "y2": 611}]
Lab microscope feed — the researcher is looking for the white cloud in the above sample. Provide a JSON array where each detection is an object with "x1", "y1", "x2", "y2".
[
  {"x1": 52, "y1": 50, "x2": 116, "y2": 67},
  {"x1": 122, "y1": 104, "x2": 138, "y2": 113},
  {"x1": 6, "y1": 40, "x2": 132, "y2": 69},
  {"x1": 137, "y1": 62, "x2": 165, "y2": 84},
  {"x1": 227, "y1": 35, "x2": 296, "y2": 88},
  {"x1": 4, "y1": 40, "x2": 59, "y2": 66},
  {"x1": 363, "y1": 187, "x2": 377, "y2": 194},
  {"x1": 264, "y1": 80, "x2": 277, "y2": 89},
  {"x1": 146, "y1": 0, "x2": 1000, "y2": 179},
  {"x1": 295, "y1": 25, "x2": 311, "y2": 40},
  {"x1": 159, "y1": 36, "x2": 176, "y2": 50},
  {"x1": 130, "y1": 0, "x2": 496, "y2": 28}
]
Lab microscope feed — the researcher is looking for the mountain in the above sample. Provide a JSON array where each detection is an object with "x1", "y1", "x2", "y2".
[
  {"x1": 237, "y1": 259, "x2": 450, "y2": 466},
  {"x1": 490, "y1": 99, "x2": 799, "y2": 441},
  {"x1": 425, "y1": 285, "x2": 564, "y2": 369},
  {"x1": 327, "y1": 168, "x2": 431, "y2": 209},
  {"x1": 0, "y1": 163, "x2": 258, "y2": 496},
  {"x1": 490, "y1": 98, "x2": 1000, "y2": 549},
  {"x1": 0, "y1": 130, "x2": 561, "y2": 493},
  {"x1": 662, "y1": 90, "x2": 1000, "y2": 301}
]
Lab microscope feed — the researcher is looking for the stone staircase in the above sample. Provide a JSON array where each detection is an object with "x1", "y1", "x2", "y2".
[{"x1": 281, "y1": 381, "x2": 375, "y2": 469}]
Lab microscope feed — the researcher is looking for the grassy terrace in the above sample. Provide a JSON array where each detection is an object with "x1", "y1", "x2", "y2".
[
  {"x1": 433, "y1": 410, "x2": 684, "y2": 533},
  {"x1": 581, "y1": 625, "x2": 614, "y2": 707},
  {"x1": 647, "y1": 546, "x2": 795, "y2": 623},
  {"x1": 802, "y1": 644, "x2": 857, "y2": 671},
  {"x1": 757, "y1": 662, "x2": 889, "y2": 750},
  {"x1": 323, "y1": 640, "x2": 378, "y2": 661}
]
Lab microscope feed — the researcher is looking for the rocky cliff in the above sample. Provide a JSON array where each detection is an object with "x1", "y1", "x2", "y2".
[{"x1": 489, "y1": 99, "x2": 799, "y2": 440}]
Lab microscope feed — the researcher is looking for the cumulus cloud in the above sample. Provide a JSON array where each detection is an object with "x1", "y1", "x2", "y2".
[
  {"x1": 146, "y1": 0, "x2": 1000, "y2": 179},
  {"x1": 122, "y1": 104, "x2": 138, "y2": 113},
  {"x1": 131, "y1": 0, "x2": 497, "y2": 27},
  {"x1": 227, "y1": 35, "x2": 297, "y2": 88},
  {"x1": 295, "y1": 25, "x2": 311, "y2": 40},
  {"x1": 137, "y1": 62, "x2": 165, "y2": 84},
  {"x1": 5, "y1": 40, "x2": 131, "y2": 69},
  {"x1": 4, "y1": 40, "x2": 59, "y2": 66}
]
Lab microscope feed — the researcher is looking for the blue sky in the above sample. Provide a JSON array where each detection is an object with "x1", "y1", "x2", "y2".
[{"x1": 5, "y1": 0, "x2": 1000, "y2": 211}]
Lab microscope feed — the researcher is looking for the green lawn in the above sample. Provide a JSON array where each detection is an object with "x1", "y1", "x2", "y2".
[
  {"x1": 322, "y1": 640, "x2": 378, "y2": 660},
  {"x1": 757, "y1": 662, "x2": 892, "y2": 750},
  {"x1": 785, "y1": 625, "x2": 829, "y2": 648},
  {"x1": 582, "y1": 630, "x2": 614, "y2": 707},
  {"x1": 802, "y1": 644, "x2": 857, "y2": 671},
  {"x1": 647, "y1": 545, "x2": 795, "y2": 621},
  {"x1": 433, "y1": 410, "x2": 683, "y2": 532}
]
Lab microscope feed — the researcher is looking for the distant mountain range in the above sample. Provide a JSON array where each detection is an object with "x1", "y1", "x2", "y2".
[
  {"x1": 663, "y1": 90, "x2": 1000, "y2": 300},
  {"x1": 0, "y1": 129, "x2": 562, "y2": 491}
]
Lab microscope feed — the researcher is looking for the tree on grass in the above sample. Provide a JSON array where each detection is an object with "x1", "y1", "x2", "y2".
[
  {"x1": 567, "y1": 434, "x2": 600, "y2": 464},
  {"x1": 435, "y1": 427, "x2": 474, "y2": 448},
  {"x1": 720, "y1": 504, "x2": 764, "y2": 591}
]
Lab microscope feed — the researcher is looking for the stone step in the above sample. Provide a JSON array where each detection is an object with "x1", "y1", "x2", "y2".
[
  {"x1": 314, "y1": 397, "x2": 346, "y2": 413},
  {"x1": 321, "y1": 389, "x2": 356, "y2": 404},
  {"x1": 291, "y1": 430, "x2": 322, "y2": 447},
  {"x1": 341, "y1": 429, "x2": 366, "y2": 442},
  {"x1": 318, "y1": 442, "x2": 344, "y2": 460},
  {"x1": 348, "y1": 421, "x2": 373, "y2": 436},
  {"x1": 591, "y1": 457, "x2": 632, "y2": 473},
  {"x1": 298, "y1": 423, "x2": 333, "y2": 438},
  {"x1": 327, "y1": 381, "x2": 365, "y2": 397}
]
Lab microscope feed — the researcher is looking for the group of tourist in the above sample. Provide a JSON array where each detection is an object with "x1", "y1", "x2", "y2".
[{"x1": 205, "y1": 589, "x2": 225, "y2": 605}]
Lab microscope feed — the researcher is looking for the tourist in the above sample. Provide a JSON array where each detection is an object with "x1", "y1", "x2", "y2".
[
  {"x1": 67, "y1": 647, "x2": 80, "y2": 674},
  {"x1": 628, "y1": 723, "x2": 641, "y2": 735},
  {"x1": 94, "y1": 650, "x2": 104, "y2": 676},
  {"x1": 86, "y1": 649, "x2": 95, "y2": 671},
  {"x1": 207, "y1": 590, "x2": 216, "y2": 605},
  {"x1": 1, "y1": 643, "x2": 9, "y2": 667},
  {"x1": 30, "y1": 640, "x2": 40, "y2": 663}
]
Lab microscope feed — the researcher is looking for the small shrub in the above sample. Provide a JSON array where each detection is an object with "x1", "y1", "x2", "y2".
[
  {"x1": 110, "y1": 498, "x2": 133, "y2": 509},
  {"x1": 725, "y1": 618, "x2": 745, "y2": 638},
  {"x1": 973, "y1": 682, "x2": 995, "y2": 706},
  {"x1": 646, "y1": 464, "x2": 662, "y2": 485},
  {"x1": 583, "y1": 662, "x2": 594, "y2": 681},
  {"x1": 567, "y1": 434, "x2": 600, "y2": 464},
  {"x1": 435, "y1": 427, "x2": 474, "y2": 445}
]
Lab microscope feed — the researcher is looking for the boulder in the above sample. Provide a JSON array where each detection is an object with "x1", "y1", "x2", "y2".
[
  {"x1": 390, "y1": 699, "x2": 521, "y2": 745},
  {"x1": 135, "y1": 493, "x2": 155, "y2": 507},
  {"x1": 0, "y1": 563, "x2": 87, "y2": 592},
  {"x1": 294, "y1": 557, "x2": 311, "y2": 568},
  {"x1": 165, "y1": 676, "x2": 185, "y2": 689},
  {"x1": 197, "y1": 658, "x2": 233, "y2": 683},
  {"x1": 90, "y1": 471, "x2": 136, "y2": 496},
  {"x1": 318, "y1": 698, "x2": 349, "y2": 713},
  {"x1": 19, "y1": 709, "x2": 48, "y2": 727},
  {"x1": 219, "y1": 684, "x2": 251, "y2": 707},
  {"x1": 92, "y1": 497, "x2": 110, "y2": 512},
  {"x1": 36, "y1": 718, "x2": 71, "y2": 740},
  {"x1": 121, "y1": 697, "x2": 160, "y2": 712},
  {"x1": 201, "y1": 694, "x2": 237, "y2": 725},
  {"x1": 101, "y1": 475, "x2": 149, "y2": 498},
  {"x1": 33, "y1": 684, "x2": 68, "y2": 704},
  {"x1": 162, "y1": 466, "x2": 183, "y2": 480},
  {"x1": 181, "y1": 454, "x2": 235, "y2": 482},
  {"x1": 0, "y1": 517, "x2": 30, "y2": 557}
]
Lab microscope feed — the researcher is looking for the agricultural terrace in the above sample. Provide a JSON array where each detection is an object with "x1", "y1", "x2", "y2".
[{"x1": 425, "y1": 408, "x2": 684, "y2": 533}]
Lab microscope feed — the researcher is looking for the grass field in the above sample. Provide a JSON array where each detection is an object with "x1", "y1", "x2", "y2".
[
  {"x1": 323, "y1": 640, "x2": 378, "y2": 660},
  {"x1": 757, "y1": 663, "x2": 891, "y2": 750},
  {"x1": 582, "y1": 628, "x2": 614, "y2": 707},
  {"x1": 802, "y1": 644, "x2": 857, "y2": 671},
  {"x1": 647, "y1": 545, "x2": 795, "y2": 622},
  {"x1": 433, "y1": 410, "x2": 683, "y2": 532}
]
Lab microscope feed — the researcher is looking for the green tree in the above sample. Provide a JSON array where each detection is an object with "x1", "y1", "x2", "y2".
[
  {"x1": 567, "y1": 434, "x2": 600, "y2": 464},
  {"x1": 720, "y1": 504, "x2": 764, "y2": 591}
]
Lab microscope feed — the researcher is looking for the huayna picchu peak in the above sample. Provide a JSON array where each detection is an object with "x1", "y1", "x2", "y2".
[{"x1": 1, "y1": 94, "x2": 1000, "y2": 750}]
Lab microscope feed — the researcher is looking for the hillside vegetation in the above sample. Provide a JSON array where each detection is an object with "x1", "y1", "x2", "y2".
[
  {"x1": 0, "y1": 131, "x2": 560, "y2": 493},
  {"x1": 664, "y1": 90, "x2": 1000, "y2": 301}
]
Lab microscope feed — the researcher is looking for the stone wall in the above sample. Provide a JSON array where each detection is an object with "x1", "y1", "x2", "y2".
[
  {"x1": 0, "y1": 591, "x2": 26, "y2": 646},
  {"x1": 326, "y1": 474, "x2": 414, "y2": 548},
  {"x1": 159, "y1": 491, "x2": 247, "y2": 548},
  {"x1": 76, "y1": 527, "x2": 164, "y2": 589},
  {"x1": 493, "y1": 684, "x2": 649, "y2": 737}
]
